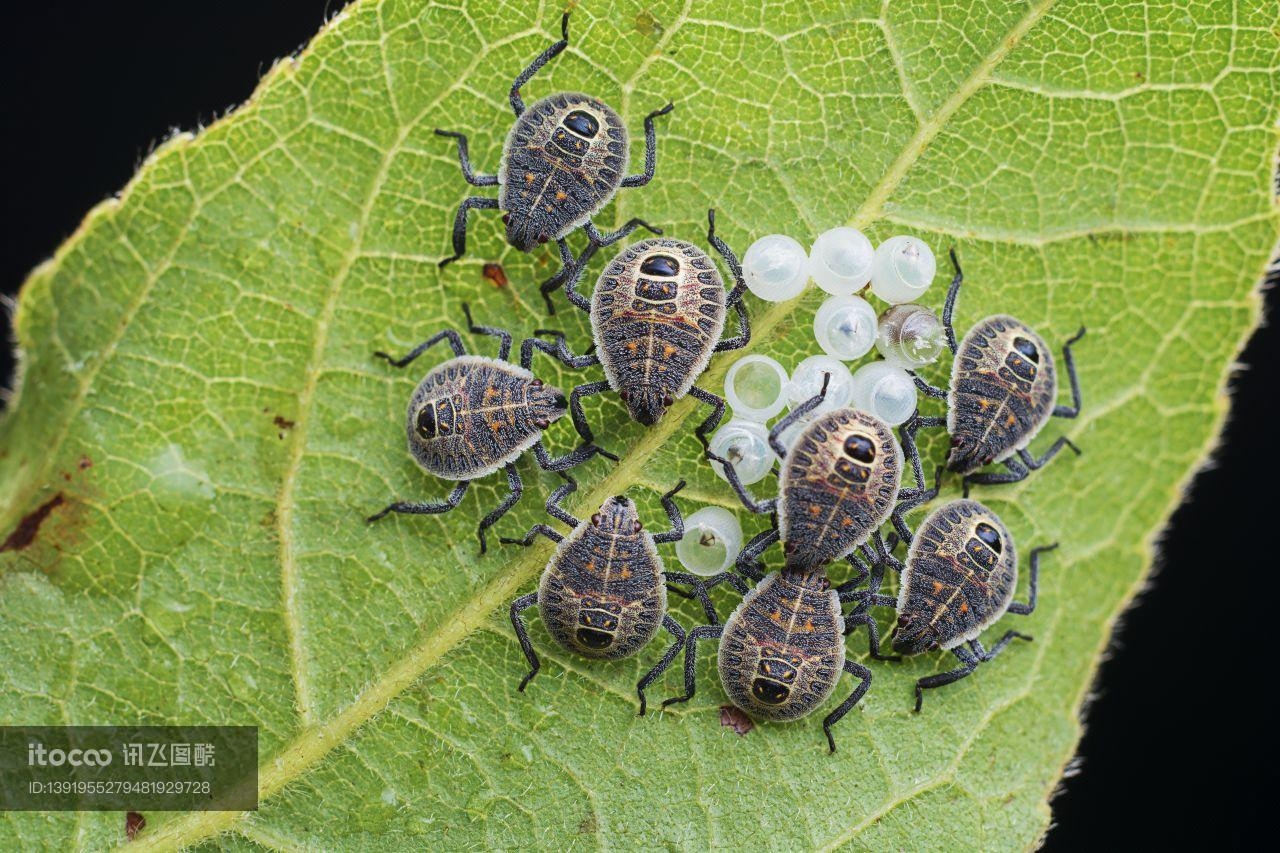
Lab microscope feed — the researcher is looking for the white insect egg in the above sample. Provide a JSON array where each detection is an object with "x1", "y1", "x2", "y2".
[
  {"x1": 786, "y1": 354, "x2": 854, "y2": 417},
  {"x1": 876, "y1": 304, "x2": 947, "y2": 368},
  {"x1": 869, "y1": 235, "x2": 937, "y2": 304},
  {"x1": 676, "y1": 507, "x2": 744, "y2": 577},
  {"x1": 724, "y1": 354, "x2": 789, "y2": 422},
  {"x1": 808, "y1": 226, "x2": 874, "y2": 296},
  {"x1": 813, "y1": 294, "x2": 879, "y2": 361},
  {"x1": 850, "y1": 360, "x2": 918, "y2": 426},
  {"x1": 708, "y1": 419, "x2": 774, "y2": 485},
  {"x1": 742, "y1": 234, "x2": 809, "y2": 302}
]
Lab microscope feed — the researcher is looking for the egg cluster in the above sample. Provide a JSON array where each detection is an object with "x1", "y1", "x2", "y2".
[{"x1": 681, "y1": 229, "x2": 947, "y2": 573}]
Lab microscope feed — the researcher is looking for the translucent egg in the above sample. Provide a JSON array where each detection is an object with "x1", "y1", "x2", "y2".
[
  {"x1": 676, "y1": 507, "x2": 744, "y2": 577},
  {"x1": 724, "y1": 354, "x2": 789, "y2": 422},
  {"x1": 786, "y1": 355, "x2": 854, "y2": 417},
  {"x1": 742, "y1": 234, "x2": 809, "y2": 302},
  {"x1": 876, "y1": 304, "x2": 947, "y2": 368},
  {"x1": 850, "y1": 360, "x2": 918, "y2": 426},
  {"x1": 808, "y1": 227, "x2": 874, "y2": 296},
  {"x1": 870, "y1": 236, "x2": 936, "y2": 304},
  {"x1": 708, "y1": 419, "x2": 774, "y2": 485},
  {"x1": 814, "y1": 294, "x2": 878, "y2": 361}
]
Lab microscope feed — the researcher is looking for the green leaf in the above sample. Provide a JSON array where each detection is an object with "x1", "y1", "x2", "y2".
[{"x1": 2, "y1": 1, "x2": 1276, "y2": 848}]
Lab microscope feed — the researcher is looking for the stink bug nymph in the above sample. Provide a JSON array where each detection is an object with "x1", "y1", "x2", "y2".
[
  {"x1": 664, "y1": 567, "x2": 869, "y2": 753},
  {"x1": 861, "y1": 499, "x2": 1057, "y2": 710},
  {"x1": 711, "y1": 374, "x2": 937, "y2": 603},
  {"x1": 367, "y1": 305, "x2": 615, "y2": 553},
  {"x1": 532, "y1": 209, "x2": 750, "y2": 446},
  {"x1": 904, "y1": 251, "x2": 1086, "y2": 493},
  {"x1": 435, "y1": 12, "x2": 673, "y2": 310},
  {"x1": 505, "y1": 477, "x2": 739, "y2": 714}
]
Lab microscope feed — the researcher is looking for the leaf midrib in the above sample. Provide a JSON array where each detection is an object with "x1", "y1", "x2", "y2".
[{"x1": 127, "y1": 1, "x2": 1065, "y2": 848}]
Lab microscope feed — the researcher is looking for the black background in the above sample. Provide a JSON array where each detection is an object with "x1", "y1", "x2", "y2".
[{"x1": 0, "y1": 3, "x2": 1273, "y2": 847}]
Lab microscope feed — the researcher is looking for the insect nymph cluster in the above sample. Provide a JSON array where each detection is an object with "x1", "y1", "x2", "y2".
[{"x1": 367, "y1": 12, "x2": 1087, "y2": 754}]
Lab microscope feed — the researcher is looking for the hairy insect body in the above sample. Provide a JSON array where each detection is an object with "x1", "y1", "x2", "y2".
[
  {"x1": 894, "y1": 500, "x2": 1018, "y2": 656},
  {"x1": 718, "y1": 571, "x2": 846, "y2": 721},
  {"x1": 779, "y1": 409, "x2": 903, "y2": 569},
  {"x1": 406, "y1": 356, "x2": 567, "y2": 480},
  {"x1": 499, "y1": 93, "x2": 628, "y2": 250},
  {"x1": 538, "y1": 496, "x2": 666, "y2": 659},
  {"x1": 947, "y1": 316, "x2": 1057, "y2": 475},
  {"x1": 593, "y1": 238, "x2": 727, "y2": 425}
]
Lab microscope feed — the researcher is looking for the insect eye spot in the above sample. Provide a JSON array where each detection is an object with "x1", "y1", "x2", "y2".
[
  {"x1": 843, "y1": 434, "x2": 876, "y2": 463},
  {"x1": 563, "y1": 109, "x2": 600, "y2": 138},
  {"x1": 591, "y1": 513, "x2": 602, "y2": 527},
  {"x1": 639, "y1": 254, "x2": 681, "y2": 277},
  {"x1": 975, "y1": 522, "x2": 1002, "y2": 552},
  {"x1": 1013, "y1": 336, "x2": 1039, "y2": 363}
]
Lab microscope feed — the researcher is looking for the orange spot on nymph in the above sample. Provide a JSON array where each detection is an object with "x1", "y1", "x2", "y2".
[
  {"x1": 959, "y1": 602, "x2": 970, "y2": 613},
  {"x1": 555, "y1": 190, "x2": 568, "y2": 201}
]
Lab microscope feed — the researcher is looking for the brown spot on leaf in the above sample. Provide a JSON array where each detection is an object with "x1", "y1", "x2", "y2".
[
  {"x1": 1, "y1": 493, "x2": 66, "y2": 552},
  {"x1": 577, "y1": 815, "x2": 598, "y2": 835},
  {"x1": 719, "y1": 705, "x2": 753, "y2": 735},
  {"x1": 125, "y1": 811, "x2": 146, "y2": 841},
  {"x1": 272, "y1": 415, "x2": 296, "y2": 430},
  {"x1": 78, "y1": 456, "x2": 93, "y2": 470},
  {"x1": 482, "y1": 263, "x2": 509, "y2": 289}
]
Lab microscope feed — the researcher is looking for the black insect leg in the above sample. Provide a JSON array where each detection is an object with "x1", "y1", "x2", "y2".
[
  {"x1": 1053, "y1": 327, "x2": 1087, "y2": 418},
  {"x1": 558, "y1": 241, "x2": 599, "y2": 314},
  {"x1": 767, "y1": 372, "x2": 831, "y2": 458},
  {"x1": 713, "y1": 298, "x2": 751, "y2": 354},
  {"x1": 891, "y1": 462, "x2": 944, "y2": 545},
  {"x1": 651, "y1": 480, "x2": 687, "y2": 543},
  {"x1": 440, "y1": 196, "x2": 499, "y2": 268},
  {"x1": 373, "y1": 328, "x2": 466, "y2": 368},
  {"x1": 912, "y1": 375, "x2": 948, "y2": 399},
  {"x1": 914, "y1": 644, "x2": 979, "y2": 712},
  {"x1": 461, "y1": 302, "x2": 512, "y2": 361},
  {"x1": 662, "y1": 623, "x2": 724, "y2": 708},
  {"x1": 584, "y1": 218, "x2": 663, "y2": 247},
  {"x1": 535, "y1": 238, "x2": 575, "y2": 314},
  {"x1": 706, "y1": 450, "x2": 776, "y2": 516},
  {"x1": 706, "y1": 208, "x2": 748, "y2": 306},
  {"x1": 543, "y1": 472, "x2": 581, "y2": 527},
  {"x1": 509, "y1": 12, "x2": 570, "y2": 117},
  {"x1": 1007, "y1": 543, "x2": 1056, "y2": 615},
  {"x1": 687, "y1": 386, "x2": 727, "y2": 450},
  {"x1": 841, "y1": 611, "x2": 900, "y2": 662},
  {"x1": 433, "y1": 130, "x2": 498, "y2": 186},
  {"x1": 510, "y1": 592, "x2": 541, "y2": 691},
  {"x1": 963, "y1": 457, "x2": 1029, "y2": 496},
  {"x1": 637, "y1": 615, "x2": 686, "y2": 716},
  {"x1": 474, "y1": 463, "x2": 523, "y2": 554},
  {"x1": 941, "y1": 248, "x2": 964, "y2": 354},
  {"x1": 898, "y1": 413, "x2": 946, "y2": 491},
  {"x1": 565, "y1": 380, "x2": 611, "y2": 447},
  {"x1": 735, "y1": 527, "x2": 779, "y2": 582},
  {"x1": 1018, "y1": 438, "x2": 1081, "y2": 471},
  {"x1": 663, "y1": 571, "x2": 747, "y2": 625},
  {"x1": 534, "y1": 438, "x2": 615, "y2": 471},
  {"x1": 823, "y1": 659, "x2": 872, "y2": 753},
  {"x1": 621, "y1": 102, "x2": 674, "y2": 188},
  {"x1": 971, "y1": 632, "x2": 1033, "y2": 666},
  {"x1": 499, "y1": 525, "x2": 562, "y2": 547},
  {"x1": 367, "y1": 481, "x2": 469, "y2": 523},
  {"x1": 519, "y1": 335, "x2": 601, "y2": 376}
]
